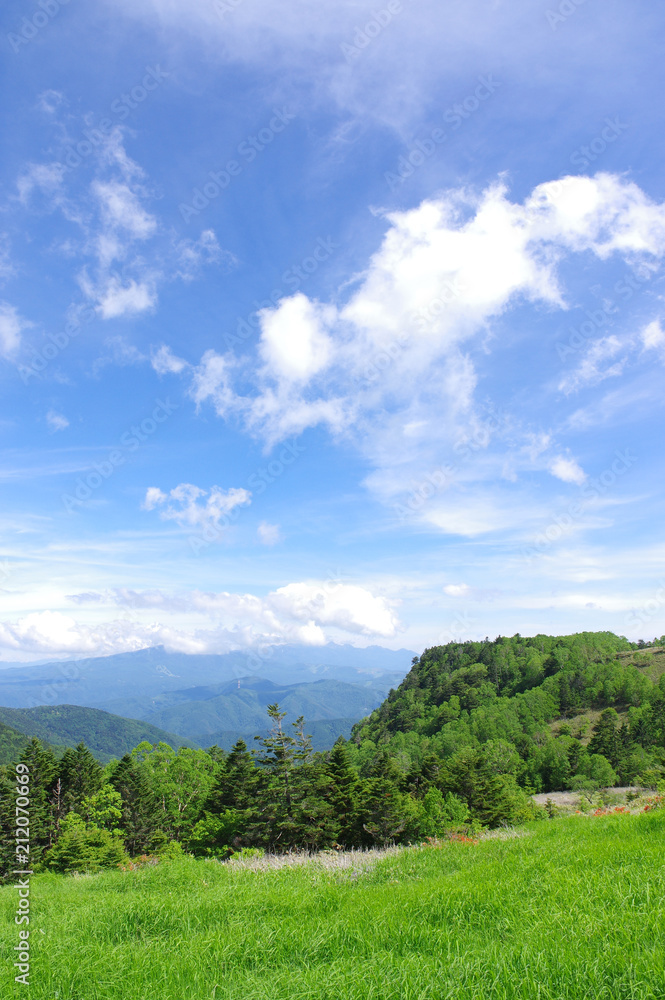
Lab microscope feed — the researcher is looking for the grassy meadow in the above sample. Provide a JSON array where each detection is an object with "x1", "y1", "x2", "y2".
[{"x1": 1, "y1": 809, "x2": 664, "y2": 1000}]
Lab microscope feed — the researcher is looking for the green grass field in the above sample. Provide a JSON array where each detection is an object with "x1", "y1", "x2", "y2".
[{"x1": 2, "y1": 811, "x2": 664, "y2": 1000}]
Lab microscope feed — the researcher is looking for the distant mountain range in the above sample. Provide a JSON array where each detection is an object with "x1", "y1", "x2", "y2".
[
  {"x1": 0, "y1": 643, "x2": 411, "y2": 710},
  {"x1": 0, "y1": 643, "x2": 413, "y2": 761}
]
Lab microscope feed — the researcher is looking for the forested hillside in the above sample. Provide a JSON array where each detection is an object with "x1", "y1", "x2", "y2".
[
  {"x1": 0, "y1": 705, "x2": 194, "y2": 763},
  {"x1": 0, "y1": 719, "x2": 63, "y2": 764},
  {"x1": 352, "y1": 632, "x2": 665, "y2": 792}
]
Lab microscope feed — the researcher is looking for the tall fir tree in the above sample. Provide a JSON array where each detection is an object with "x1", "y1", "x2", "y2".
[{"x1": 110, "y1": 754, "x2": 162, "y2": 855}]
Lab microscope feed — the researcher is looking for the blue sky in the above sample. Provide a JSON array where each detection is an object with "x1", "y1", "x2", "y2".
[{"x1": 1, "y1": 0, "x2": 665, "y2": 661}]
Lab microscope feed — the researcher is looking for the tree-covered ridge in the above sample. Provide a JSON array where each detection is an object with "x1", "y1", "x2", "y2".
[
  {"x1": 352, "y1": 632, "x2": 665, "y2": 791},
  {"x1": 0, "y1": 705, "x2": 195, "y2": 763}
]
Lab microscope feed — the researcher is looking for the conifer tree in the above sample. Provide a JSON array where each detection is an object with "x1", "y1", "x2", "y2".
[
  {"x1": 0, "y1": 739, "x2": 58, "y2": 876},
  {"x1": 59, "y1": 742, "x2": 104, "y2": 816},
  {"x1": 326, "y1": 738, "x2": 362, "y2": 846},
  {"x1": 110, "y1": 753, "x2": 162, "y2": 855}
]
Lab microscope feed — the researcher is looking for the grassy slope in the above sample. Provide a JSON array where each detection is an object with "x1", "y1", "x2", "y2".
[
  {"x1": 546, "y1": 647, "x2": 665, "y2": 741},
  {"x1": 1, "y1": 810, "x2": 663, "y2": 1000},
  {"x1": 617, "y1": 646, "x2": 665, "y2": 684}
]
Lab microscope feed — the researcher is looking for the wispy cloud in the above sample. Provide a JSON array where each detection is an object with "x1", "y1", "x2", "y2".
[
  {"x1": 142, "y1": 483, "x2": 252, "y2": 530},
  {"x1": 0, "y1": 302, "x2": 29, "y2": 357},
  {"x1": 46, "y1": 410, "x2": 69, "y2": 433}
]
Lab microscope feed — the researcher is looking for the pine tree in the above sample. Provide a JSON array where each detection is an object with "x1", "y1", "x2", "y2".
[
  {"x1": 110, "y1": 754, "x2": 162, "y2": 855},
  {"x1": 0, "y1": 739, "x2": 58, "y2": 877},
  {"x1": 358, "y1": 747, "x2": 409, "y2": 846},
  {"x1": 326, "y1": 738, "x2": 362, "y2": 847},
  {"x1": 205, "y1": 739, "x2": 257, "y2": 812},
  {"x1": 587, "y1": 709, "x2": 622, "y2": 769},
  {"x1": 59, "y1": 742, "x2": 104, "y2": 816}
]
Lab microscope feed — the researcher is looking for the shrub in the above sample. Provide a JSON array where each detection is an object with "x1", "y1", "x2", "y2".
[{"x1": 44, "y1": 814, "x2": 128, "y2": 874}]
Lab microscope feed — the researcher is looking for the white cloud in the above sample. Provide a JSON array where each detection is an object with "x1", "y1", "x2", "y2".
[
  {"x1": 142, "y1": 487, "x2": 167, "y2": 510},
  {"x1": 92, "y1": 276, "x2": 157, "y2": 319},
  {"x1": 549, "y1": 456, "x2": 586, "y2": 486},
  {"x1": 17, "y1": 162, "x2": 66, "y2": 206},
  {"x1": 142, "y1": 482, "x2": 252, "y2": 529},
  {"x1": 419, "y1": 496, "x2": 523, "y2": 537},
  {"x1": 173, "y1": 229, "x2": 233, "y2": 281},
  {"x1": 46, "y1": 410, "x2": 69, "y2": 432},
  {"x1": 444, "y1": 583, "x2": 470, "y2": 597},
  {"x1": 178, "y1": 173, "x2": 665, "y2": 532},
  {"x1": 106, "y1": 0, "x2": 638, "y2": 147},
  {"x1": 0, "y1": 610, "x2": 217, "y2": 656},
  {"x1": 0, "y1": 302, "x2": 27, "y2": 357},
  {"x1": 269, "y1": 582, "x2": 400, "y2": 637},
  {"x1": 257, "y1": 521, "x2": 282, "y2": 545},
  {"x1": 74, "y1": 582, "x2": 401, "y2": 639},
  {"x1": 0, "y1": 578, "x2": 403, "y2": 656},
  {"x1": 641, "y1": 318, "x2": 665, "y2": 352},
  {"x1": 558, "y1": 335, "x2": 627, "y2": 394},
  {"x1": 37, "y1": 89, "x2": 65, "y2": 114},
  {"x1": 189, "y1": 349, "x2": 237, "y2": 416},
  {"x1": 259, "y1": 293, "x2": 336, "y2": 383},
  {"x1": 92, "y1": 180, "x2": 157, "y2": 242},
  {"x1": 0, "y1": 608, "x2": 328, "y2": 657},
  {"x1": 152, "y1": 344, "x2": 189, "y2": 375}
]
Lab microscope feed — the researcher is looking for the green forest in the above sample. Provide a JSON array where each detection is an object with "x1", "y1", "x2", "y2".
[{"x1": 1, "y1": 630, "x2": 664, "y2": 876}]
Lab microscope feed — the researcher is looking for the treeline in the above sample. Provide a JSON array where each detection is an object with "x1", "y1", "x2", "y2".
[
  {"x1": 0, "y1": 703, "x2": 541, "y2": 877},
  {"x1": 1, "y1": 631, "x2": 664, "y2": 876}
]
